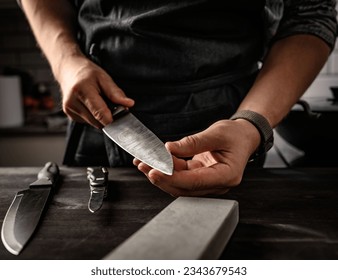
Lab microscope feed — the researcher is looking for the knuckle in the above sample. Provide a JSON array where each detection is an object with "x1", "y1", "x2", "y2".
[
  {"x1": 182, "y1": 135, "x2": 199, "y2": 149},
  {"x1": 62, "y1": 106, "x2": 71, "y2": 116},
  {"x1": 76, "y1": 89, "x2": 88, "y2": 102},
  {"x1": 62, "y1": 99, "x2": 72, "y2": 115},
  {"x1": 67, "y1": 84, "x2": 81, "y2": 96},
  {"x1": 92, "y1": 108, "x2": 106, "y2": 122}
]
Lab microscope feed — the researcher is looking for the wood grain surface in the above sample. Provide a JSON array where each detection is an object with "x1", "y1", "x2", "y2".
[{"x1": 0, "y1": 167, "x2": 338, "y2": 260}]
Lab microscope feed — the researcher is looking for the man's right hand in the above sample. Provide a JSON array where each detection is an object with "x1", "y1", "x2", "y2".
[
  {"x1": 20, "y1": 0, "x2": 134, "y2": 129},
  {"x1": 57, "y1": 55, "x2": 134, "y2": 129}
]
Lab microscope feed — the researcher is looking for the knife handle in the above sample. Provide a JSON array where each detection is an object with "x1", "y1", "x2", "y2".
[
  {"x1": 37, "y1": 162, "x2": 60, "y2": 185},
  {"x1": 111, "y1": 105, "x2": 128, "y2": 118},
  {"x1": 102, "y1": 95, "x2": 129, "y2": 119},
  {"x1": 87, "y1": 167, "x2": 108, "y2": 187}
]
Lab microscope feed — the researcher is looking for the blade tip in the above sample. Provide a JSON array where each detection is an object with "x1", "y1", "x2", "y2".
[
  {"x1": 1, "y1": 239, "x2": 21, "y2": 255},
  {"x1": 161, "y1": 168, "x2": 173, "y2": 176}
]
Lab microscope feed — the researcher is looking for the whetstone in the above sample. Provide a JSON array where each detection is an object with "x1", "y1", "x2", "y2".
[{"x1": 104, "y1": 197, "x2": 239, "y2": 260}]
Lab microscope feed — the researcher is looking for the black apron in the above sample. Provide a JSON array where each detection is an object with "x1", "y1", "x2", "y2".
[{"x1": 63, "y1": 0, "x2": 265, "y2": 167}]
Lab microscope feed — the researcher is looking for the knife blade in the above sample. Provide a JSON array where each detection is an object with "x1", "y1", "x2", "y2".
[
  {"x1": 102, "y1": 105, "x2": 173, "y2": 175},
  {"x1": 87, "y1": 167, "x2": 108, "y2": 213},
  {"x1": 1, "y1": 162, "x2": 59, "y2": 255}
]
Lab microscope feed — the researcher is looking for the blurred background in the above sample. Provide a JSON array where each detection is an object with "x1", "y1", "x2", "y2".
[
  {"x1": 0, "y1": 0, "x2": 337, "y2": 167},
  {"x1": 0, "y1": 0, "x2": 69, "y2": 166}
]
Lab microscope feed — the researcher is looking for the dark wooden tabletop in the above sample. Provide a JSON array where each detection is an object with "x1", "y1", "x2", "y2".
[{"x1": 0, "y1": 167, "x2": 337, "y2": 260}]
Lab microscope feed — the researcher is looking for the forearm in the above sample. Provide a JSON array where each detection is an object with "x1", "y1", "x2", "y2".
[
  {"x1": 20, "y1": 0, "x2": 82, "y2": 80},
  {"x1": 238, "y1": 34, "x2": 331, "y2": 128}
]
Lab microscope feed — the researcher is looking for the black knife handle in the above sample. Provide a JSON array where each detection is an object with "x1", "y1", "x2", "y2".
[
  {"x1": 101, "y1": 95, "x2": 129, "y2": 119},
  {"x1": 112, "y1": 105, "x2": 128, "y2": 118},
  {"x1": 37, "y1": 162, "x2": 60, "y2": 185}
]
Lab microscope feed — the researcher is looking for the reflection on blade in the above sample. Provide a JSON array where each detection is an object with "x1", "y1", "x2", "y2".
[
  {"x1": 103, "y1": 113, "x2": 173, "y2": 175},
  {"x1": 1, "y1": 193, "x2": 23, "y2": 255},
  {"x1": 1, "y1": 188, "x2": 50, "y2": 255},
  {"x1": 88, "y1": 189, "x2": 106, "y2": 213}
]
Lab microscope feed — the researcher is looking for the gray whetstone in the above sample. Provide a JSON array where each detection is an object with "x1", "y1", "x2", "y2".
[{"x1": 104, "y1": 197, "x2": 239, "y2": 260}]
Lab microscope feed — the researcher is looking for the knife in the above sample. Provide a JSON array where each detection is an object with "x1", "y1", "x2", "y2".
[
  {"x1": 87, "y1": 167, "x2": 108, "y2": 213},
  {"x1": 1, "y1": 162, "x2": 59, "y2": 255},
  {"x1": 102, "y1": 105, "x2": 173, "y2": 175}
]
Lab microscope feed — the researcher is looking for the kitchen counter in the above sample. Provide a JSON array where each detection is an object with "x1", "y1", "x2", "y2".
[
  {"x1": 0, "y1": 167, "x2": 337, "y2": 260},
  {"x1": 0, "y1": 124, "x2": 67, "y2": 166}
]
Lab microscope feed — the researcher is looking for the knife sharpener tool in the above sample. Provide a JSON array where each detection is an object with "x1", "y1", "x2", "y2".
[
  {"x1": 104, "y1": 197, "x2": 239, "y2": 260},
  {"x1": 87, "y1": 167, "x2": 108, "y2": 213}
]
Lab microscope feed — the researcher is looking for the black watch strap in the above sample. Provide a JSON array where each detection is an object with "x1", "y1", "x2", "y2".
[{"x1": 230, "y1": 110, "x2": 274, "y2": 159}]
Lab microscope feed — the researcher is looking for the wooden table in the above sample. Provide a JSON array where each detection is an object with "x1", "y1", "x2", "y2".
[{"x1": 0, "y1": 167, "x2": 337, "y2": 260}]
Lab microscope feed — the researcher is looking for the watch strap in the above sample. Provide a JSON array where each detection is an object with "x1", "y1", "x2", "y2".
[{"x1": 230, "y1": 110, "x2": 274, "y2": 159}]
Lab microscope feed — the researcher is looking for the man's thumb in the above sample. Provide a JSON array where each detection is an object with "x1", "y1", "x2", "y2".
[{"x1": 166, "y1": 132, "x2": 211, "y2": 158}]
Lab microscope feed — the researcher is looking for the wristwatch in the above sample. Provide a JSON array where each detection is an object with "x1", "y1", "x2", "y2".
[{"x1": 230, "y1": 110, "x2": 274, "y2": 160}]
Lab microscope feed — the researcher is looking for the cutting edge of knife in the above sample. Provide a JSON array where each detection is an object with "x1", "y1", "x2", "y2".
[{"x1": 1, "y1": 192, "x2": 24, "y2": 255}]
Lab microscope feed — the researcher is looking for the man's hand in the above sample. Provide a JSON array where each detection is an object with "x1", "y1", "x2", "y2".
[
  {"x1": 133, "y1": 119, "x2": 261, "y2": 197},
  {"x1": 20, "y1": 0, "x2": 134, "y2": 129},
  {"x1": 58, "y1": 55, "x2": 134, "y2": 129}
]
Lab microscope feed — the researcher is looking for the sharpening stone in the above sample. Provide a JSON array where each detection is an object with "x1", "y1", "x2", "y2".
[{"x1": 104, "y1": 197, "x2": 239, "y2": 260}]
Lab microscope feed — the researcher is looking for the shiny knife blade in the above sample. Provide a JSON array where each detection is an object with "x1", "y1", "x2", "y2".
[
  {"x1": 87, "y1": 167, "x2": 108, "y2": 213},
  {"x1": 1, "y1": 162, "x2": 59, "y2": 255},
  {"x1": 102, "y1": 105, "x2": 173, "y2": 175}
]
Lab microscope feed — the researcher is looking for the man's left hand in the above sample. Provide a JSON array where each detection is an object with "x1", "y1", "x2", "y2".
[{"x1": 133, "y1": 119, "x2": 261, "y2": 197}]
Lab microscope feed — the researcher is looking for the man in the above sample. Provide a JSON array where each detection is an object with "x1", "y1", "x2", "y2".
[{"x1": 19, "y1": 0, "x2": 337, "y2": 196}]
